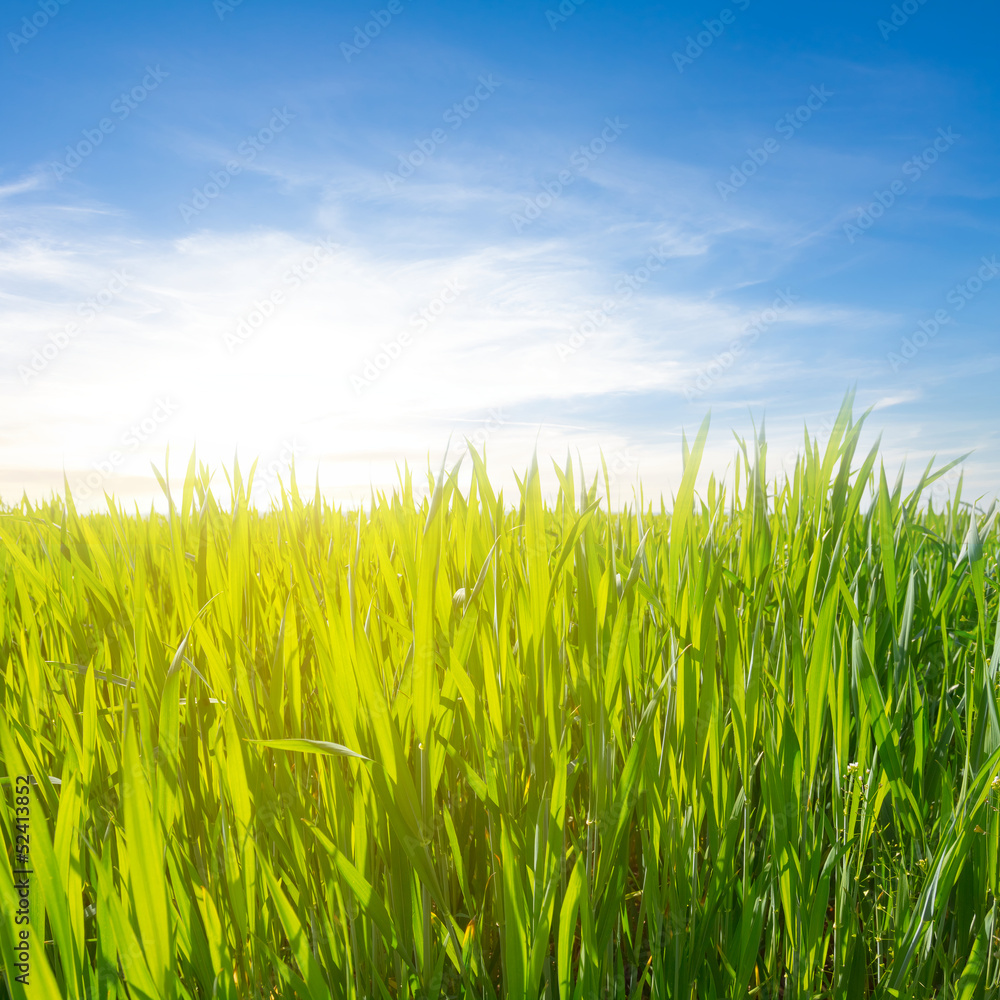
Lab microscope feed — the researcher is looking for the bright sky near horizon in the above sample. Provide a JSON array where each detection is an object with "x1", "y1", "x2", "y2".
[{"x1": 1, "y1": 0, "x2": 998, "y2": 509}]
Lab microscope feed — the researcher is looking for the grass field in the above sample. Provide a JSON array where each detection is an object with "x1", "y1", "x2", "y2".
[{"x1": 1, "y1": 395, "x2": 999, "y2": 999}]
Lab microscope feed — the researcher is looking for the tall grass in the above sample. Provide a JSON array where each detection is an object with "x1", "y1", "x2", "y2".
[{"x1": 1, "y1": 394, "x2": 999, "y2": 999}]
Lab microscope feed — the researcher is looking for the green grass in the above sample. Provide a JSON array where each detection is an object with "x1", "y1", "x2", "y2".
[{"x1": 1, "y1": 393, "x2": 999, "y2": 999}]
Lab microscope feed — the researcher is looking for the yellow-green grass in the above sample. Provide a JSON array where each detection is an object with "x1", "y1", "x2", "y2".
[{"x1": 1, "y1": 394, "x2": 999, "y2": 999}]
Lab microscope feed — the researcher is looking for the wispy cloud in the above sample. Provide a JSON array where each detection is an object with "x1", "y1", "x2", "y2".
[
  {"x1": 1, "y1": 171, "x2": 913, "y2": 507},
  {"x1": 0, "y1": 173, "x2": 45, "y2": 199}
]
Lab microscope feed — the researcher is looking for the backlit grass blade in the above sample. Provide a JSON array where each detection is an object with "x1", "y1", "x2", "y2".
[
  {"x1": 0, "y1": 392, "x2": 993, "y2": 999},
  {"x1": 121, "y1": 716, "x2": 173, "y2": 997},
  {"x1": 247, "y1": 737, "x2": 372, "y2": 760}
]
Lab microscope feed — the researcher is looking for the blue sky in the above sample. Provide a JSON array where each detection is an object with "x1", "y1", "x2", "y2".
[{"x1": 1, "y1": 0, "x2": 997, "y2": 507}]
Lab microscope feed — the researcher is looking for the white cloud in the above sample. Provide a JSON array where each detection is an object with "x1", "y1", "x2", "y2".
[
  {"x1": 0, "y1": 173, "x2": 45, "y2": 200},
  {"x1": 0, "y1": 172, "x2": 991, "y2": 510}
]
